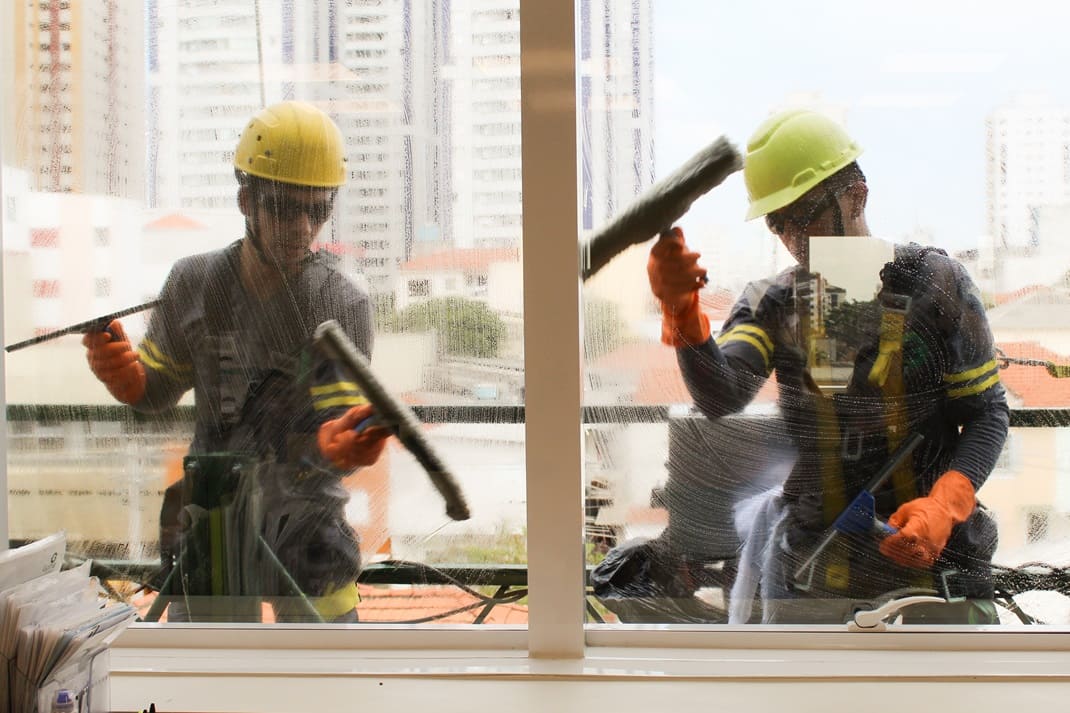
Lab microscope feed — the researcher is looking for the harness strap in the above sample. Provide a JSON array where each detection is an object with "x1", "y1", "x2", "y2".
[{"x1": 812, "y1": 246, "x2": 937, "y2": 589}]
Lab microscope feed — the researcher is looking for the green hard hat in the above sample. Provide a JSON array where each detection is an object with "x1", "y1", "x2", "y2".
[{"x1": 743, "y1": 109, "x2": 862, "y2": 220}]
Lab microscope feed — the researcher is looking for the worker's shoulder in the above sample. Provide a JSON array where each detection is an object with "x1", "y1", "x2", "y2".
[
  {"x1": 736, "y1": 266, "x2": 796, "y2": 306},
  {"x1": 169, "y1": 242, "x2": 236, "y2": 278},
  {"x1": 305, "y1": 251, "x2": 372, "y2": 299},
  {"x1": 894, "y1": 241, "x2": 975, "y2": 290},
  {"x1": 894, "y1": 240, "x2": 962, "y2": 270}
]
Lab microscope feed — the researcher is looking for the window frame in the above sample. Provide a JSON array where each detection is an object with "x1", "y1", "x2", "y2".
[{"x1": 2, "y1": 0, "x2": 1070, "y2": 671}]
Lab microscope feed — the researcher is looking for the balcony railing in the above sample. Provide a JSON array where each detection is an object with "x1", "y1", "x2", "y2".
[{"x1": 7, "y1": 404, "x2": 1070, "y2": 624}]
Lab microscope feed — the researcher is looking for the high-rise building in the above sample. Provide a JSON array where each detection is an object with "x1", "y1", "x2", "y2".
[
  {"x1": 4, "y1": 1, "x2": 145, "y2": 344},
  {"x1": 326, "y1": 0, "x2": 445, "y2": 295},
  {"x1": 147, "y1": 0, "x2": 269, "y2": 211},
  {"x1": 578, "y1": 0, "x2": 655, "y2": 234},
  {"x1": 10, "y1": 0, "x2": 144, "y2": 198},
  {"x1": 148, "y1": 0, "x2": 443, "y2": 296},
  {"x1": 147, "y1": 0, "x2": 653, "y2": 298},
  {"x1": 446, "y1": 1, "x2": 523, "y2": 252},
  {"x1": 448, "y1": 0, "x2": 655, "y2": 248},
  {"x1": 986, "y1": 95, "x2": 1070, "y2": 252}
]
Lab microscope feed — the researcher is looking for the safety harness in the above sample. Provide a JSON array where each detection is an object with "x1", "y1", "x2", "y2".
[{"x1": 811, "y1": 244, "x2": 944, "y2": 591}]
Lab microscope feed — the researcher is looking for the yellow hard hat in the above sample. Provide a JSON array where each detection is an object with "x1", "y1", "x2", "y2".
[
  {"x1": 743, "y1": 109, "x2": 862, "y2": 220},
  {"x1": 234, "y1": 100, "x2": 347, "y2": 188}
]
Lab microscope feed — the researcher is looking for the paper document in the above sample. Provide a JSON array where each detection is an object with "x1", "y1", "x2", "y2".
[{"x1": 0, "y1": 533, "x2": 135, "y2": 713}]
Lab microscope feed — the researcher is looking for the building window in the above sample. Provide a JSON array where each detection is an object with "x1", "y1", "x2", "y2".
[
  {"x1": 31, "y1": 228, "x2": 59, "y2": 248},
  {"x1": 408, "y1": 279, "x2": 430, "y2": 297},
  {"x1": 32, "y1": 279, "x2": 60, "y2": 298},
  {"x1": 1027, "y1": 508, "x2": 1051, "y2": 543}
]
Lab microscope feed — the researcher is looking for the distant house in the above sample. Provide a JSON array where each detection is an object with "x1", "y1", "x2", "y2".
[
  {"x1": 394, "y1": 247, "x2": 520, "y2": 311},
  {"x1": 979, "y1": 342, "x2": 1070, "y2": 556},
  {"x1": 987, "y1": 285, "x2": 1070, "y2": 355}
]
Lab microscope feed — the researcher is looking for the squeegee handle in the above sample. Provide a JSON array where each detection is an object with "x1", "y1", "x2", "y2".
[
  {"x1": 313, "y1": 320, "x2": 471, "y2": 521},
  {"x1": 5, "y1": 299, "x2": 162, "y2": 352}
]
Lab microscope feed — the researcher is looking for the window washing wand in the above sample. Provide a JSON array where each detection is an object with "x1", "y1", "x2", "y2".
[
  {"x1": 580, "y1": 136, "x2": 742, "y2": 282},
  {"x1": 313, "y1": 319, "x2": 471, "y2": 521},
  {"x1": 793, "y1": 431, "x2": 925, "y2": 589}
]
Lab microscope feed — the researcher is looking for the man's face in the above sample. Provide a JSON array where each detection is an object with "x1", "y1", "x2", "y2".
[
  {"x1": 251, "y1": 183, "x2": 337, "y2": 273},
  {"x1": 764, "y1": 188, "x2": 842, "y2": 266}
]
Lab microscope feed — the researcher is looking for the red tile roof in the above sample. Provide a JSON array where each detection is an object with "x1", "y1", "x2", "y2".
[
  {"x1": 995, "y1": 342, "x2": 1070, "y2": 408},
  {"x1": 699, "y1": 288, "x2": 737, "y2": 321},
  {"x1": 992, "y1": 284, "x2": 1049, "y2": 307},
  {"x1": 129, "y1": 585, "x2": 530, "y2": 624},
  {"x1": 594, "y1": 339, "x2": 777, "y2": 406},
  {"x1": 356, "y1": 584, "x2": 529, "y2": 624},
  {"x1": 143, "y1": 213, "x2": 207, "y2": 231}
]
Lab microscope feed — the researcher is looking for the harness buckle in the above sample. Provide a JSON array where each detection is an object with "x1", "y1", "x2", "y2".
[
  {"x1": 880, "y1": 292, "x2": 911, "y2": 314},
  {"x1": 842, "y1": 428, "x2": 865, "y2": 462}
]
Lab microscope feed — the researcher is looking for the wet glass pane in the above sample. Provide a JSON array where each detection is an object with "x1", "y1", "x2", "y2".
[
  {"x1": 4, "y1": 0, "x2": 527, "y2": 626},
  {"x1": 583, "y1": 2, "x2": 1070, "y2": 627}
]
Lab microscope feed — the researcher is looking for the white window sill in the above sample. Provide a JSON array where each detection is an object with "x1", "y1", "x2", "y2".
[
  {"x1": 110, "y1": 636, "x2": 1070, "y2": 713},
  {"x1": 112, "y1": 624, "x2": 1070, "y2": 679}
]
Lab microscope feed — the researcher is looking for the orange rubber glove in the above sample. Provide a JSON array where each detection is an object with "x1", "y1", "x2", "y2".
[
  {"x1": 317, "y1": 404, "x2": 392, "y2": 471},
  {"x1": 82, "y1": 319, "x2": 146, "y2": 405},
  {"x1": 647, "y1": 227, "x2": 710, "y2": 347},
  {"x1": 879, "y1": 470, "x2": 975, "y2": 569}
]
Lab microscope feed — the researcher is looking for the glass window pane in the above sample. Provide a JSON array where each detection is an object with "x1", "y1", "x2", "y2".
[
  {"x1": 584, "y1": 1, "x2": 1070, "y2": 628},
  {"x1": 4, "y1": 0, "x2": 527, "y2": 627}
]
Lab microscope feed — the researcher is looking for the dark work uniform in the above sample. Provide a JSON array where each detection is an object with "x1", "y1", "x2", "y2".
[
  {"x1": 677, "y1": 243, "x2": 1009, "y2": 622},
  {"x1": 133, "y1": 240, "x2": 373, "y2": 620}
]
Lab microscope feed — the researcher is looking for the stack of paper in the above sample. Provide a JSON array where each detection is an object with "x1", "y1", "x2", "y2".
[{"x1": 0, "y1": 532, "x2": 136, "y2": 713}]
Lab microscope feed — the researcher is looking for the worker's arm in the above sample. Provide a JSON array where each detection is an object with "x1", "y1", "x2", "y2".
[
  {"x1": 940, "y1": 259, "x2": 1010, "y2": 489},
  {"x1": 82, "y1": 259, "x2": 199, "y2": 410},
  {"x1": 648, "y1": 227, "x2": 776, "y2": 418},
  {"x1": 678, "y1": 285, "x2": 785, "y2": 419},
  {"x1": 880, "y1": 255, "x2": 1009, "y2": 568},
  {"x1": 317, "y1": 403, "x2": 391, "y2": 471},
  {"x1": 83, "y1": 319, "x2": 146, "y2": 405},
  {"x1": 134, "y1": 259, "x2": 200, "y2": 412},
  {"x1": 648, "y1": 228, "x2": 709, "y2": 347},
  {"x1": 308, "y1": 271, "x2": 389, "y2": 473}
]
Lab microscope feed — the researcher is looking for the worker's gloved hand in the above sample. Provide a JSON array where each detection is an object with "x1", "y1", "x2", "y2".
[
  {"x1": 82, "y1": 319, "x2": 146, "y2": 405},
  {"x1": 647, "y1": 227, "x2": 710, "y2": 347},
  {"x1": 317, "y1": 404, "x2": 391, "y2": 471},
  {"x1": 879, "y1": 470, "x2": 975, "y2": 569}
]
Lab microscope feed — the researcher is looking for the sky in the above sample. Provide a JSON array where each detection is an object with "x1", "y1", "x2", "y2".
[{"x1": 651, "y1": 0, "x2": 1070, "y2": 256}]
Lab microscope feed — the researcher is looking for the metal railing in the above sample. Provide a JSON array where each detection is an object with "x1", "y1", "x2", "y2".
[{"x1": 8, "y1": 403, "x2": 1070, "y2": 624}]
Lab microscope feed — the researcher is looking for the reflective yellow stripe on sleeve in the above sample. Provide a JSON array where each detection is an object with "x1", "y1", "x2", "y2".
[
  {"x1": 945, "y1": 360, "x2": 1001, "y2": 399},
  {"x1": 716, "y1": 324, "x2": 774, "y2": 372},
  {"x1": 310, "y1": 381, "x2": 368, "y2": 411},
  {"x1": 138, "y1": 339, "x2": 192, "y2": 380}
]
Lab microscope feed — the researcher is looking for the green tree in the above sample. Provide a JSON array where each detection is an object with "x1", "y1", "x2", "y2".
[
  {"x1": 396, "y1": 297, "x2": 506, "y2": 358},
  {"x1": 823, "y1": 298, "x2": 881, "y2": 354},
  {"x1": 373, "y1": 292, "x2": 398, "y2": 333}
]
